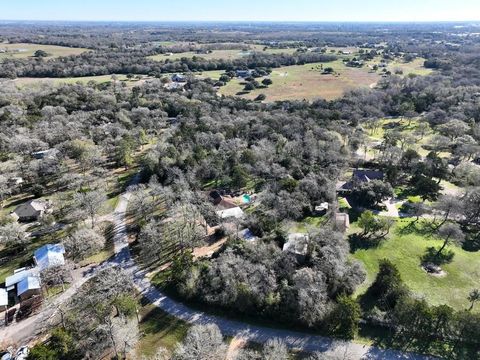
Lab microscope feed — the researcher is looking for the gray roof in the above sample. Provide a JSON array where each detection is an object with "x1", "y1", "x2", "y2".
[
  {"x1": 13, "y1": 199, "x2": 47, "y2": 218},
  {"x1": 353, "y1": 169, "x2": 384, "y2": 182}
]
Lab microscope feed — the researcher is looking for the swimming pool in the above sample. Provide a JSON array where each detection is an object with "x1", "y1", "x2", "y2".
[{"x1": 242, "y1": 194, "x2": 252, "y2": 204}]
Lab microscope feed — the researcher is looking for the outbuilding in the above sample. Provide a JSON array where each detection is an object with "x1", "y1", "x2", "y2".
[
  {"x1": 34, "y1": 244, "x2": 66, "y2": 271},
  {"x1": 17, "y1": 276, "x2": 41, "y2": 301}
]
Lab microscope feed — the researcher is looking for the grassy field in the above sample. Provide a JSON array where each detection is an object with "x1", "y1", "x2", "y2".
[
  {"x1": 136, "y1": 304, "x2": 189, "y2": 358},
  {"x1": 4, "y1": 74, "x2": 151, "y2": 88},
  {"x1": 208, "y1": 60, "x2": 380, "y2": 101},
  {"x1": 385, "y1": 58, "x2": 434, "y2": 76},
  {"x1": 352, "y1": 219, "x2": 480, "y2": 312},
  {"x1": 0, "y1": 43, "x2": 88, "y2": 60},
  {"x1": 149, "y1": 47, "x2": 297, "y2": 62}
]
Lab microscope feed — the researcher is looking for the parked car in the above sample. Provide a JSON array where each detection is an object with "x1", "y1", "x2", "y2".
[{"x1": 14, "y1": 347, "x2": 29, "y2": 360}]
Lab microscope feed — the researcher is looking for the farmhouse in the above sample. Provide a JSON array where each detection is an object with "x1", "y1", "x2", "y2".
[
  {"x1": 33, "y1": 244, "x2": 65, "y2": 271},
  {"x1": 338, "y1": 169, "x2": 384, "y2": 192},
  {"x1": 12, "y1": 199, "x2": 50, "y2": 222}
]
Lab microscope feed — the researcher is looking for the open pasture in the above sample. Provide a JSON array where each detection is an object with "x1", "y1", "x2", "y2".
[
  {"x1": 0, "y1": 43, "x2": 88, "y2": 60},
  {"x1": 208, "y1": 60, "x2": 380, "y2": 101}
]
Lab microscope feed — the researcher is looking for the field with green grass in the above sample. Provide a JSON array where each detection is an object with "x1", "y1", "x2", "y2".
[
  {"x1": 385, "y1": 58, "x2": 434, "y2": 76},
  {"x1": 3, "y1": 74, "x2": 151, "y2": 88},
  {"x1": 0, "y1": 43, "x2": 88, "y2": 60},
  {"x1": 136, "y1": 304, "x2": 189, "y2": 358},
  {"x1": 148, "y1": 46, "x2": 297, "y2": 62},
  {"x1": 207, "y1": 60, "x2": 380, "y2": 101},
  {"x1": 352, "y1": 219, "x2": 480, "y2": 312}
]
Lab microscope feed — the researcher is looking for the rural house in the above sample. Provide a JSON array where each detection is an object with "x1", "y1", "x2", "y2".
[
  {"x1": 338, "y1": 169, "x2": 384, "y2": 192},
  {"x1": 12, "y1": 199, "x2": 50, "y2": 222}
]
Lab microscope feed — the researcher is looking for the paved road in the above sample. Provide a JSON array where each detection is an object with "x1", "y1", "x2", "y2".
[{"x1": 111, "y1": 184, "x2": 436, "y2": 360}]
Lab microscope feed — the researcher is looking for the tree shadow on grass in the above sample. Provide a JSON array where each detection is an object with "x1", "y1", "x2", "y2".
[{"x1": 348, "y1": 233, "x2": 384, "y2": 252}]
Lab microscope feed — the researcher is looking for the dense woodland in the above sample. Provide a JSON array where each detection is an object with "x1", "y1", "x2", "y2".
[{"x1": 1, "y1": 22, "x2": 480, "y2": 359}]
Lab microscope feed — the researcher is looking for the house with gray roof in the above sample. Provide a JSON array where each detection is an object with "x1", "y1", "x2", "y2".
[
  {"x1": 12, "y1": 199, "x2": 49, "y2": 222},
  {"x1": 338, "y1": 169, "x2": 384, "y2": 192}
]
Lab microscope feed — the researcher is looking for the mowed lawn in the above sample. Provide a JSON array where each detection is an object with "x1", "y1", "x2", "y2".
[
  {"x1": 352, "y1": 220, "x2": 480, "y2": 312},
  {"x1": 0, "y1": 43, "x2": 88, "y2": 60},
  {"x1": 211, "y1": 60, "x2": 380, "y2": 101},
  {"x1": 136, "y1": 304, "x2": 189, "y2": 358}
]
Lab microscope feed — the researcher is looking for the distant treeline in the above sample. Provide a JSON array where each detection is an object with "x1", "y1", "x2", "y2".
[{"x1": 0, "y1": 51, "x2": 337, "y2": 78}]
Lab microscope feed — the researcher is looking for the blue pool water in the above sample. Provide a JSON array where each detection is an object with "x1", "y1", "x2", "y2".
[{"x1": 242, "y1": 194, "x2": 252, "y2": 203}]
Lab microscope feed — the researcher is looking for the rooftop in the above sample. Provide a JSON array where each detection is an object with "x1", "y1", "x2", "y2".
[
  {"x1": 34, "y1": 243, "x2": 65, "y2": 271},
  {"x1": 17, "y1": 276, "x2": 41, "y2": 297},
  {"x1": 5, "y1": 268, "x2": 39, "y2": 288},
  {"x1": 216, "y1": 206, "x2": 244, "y2": 219}
]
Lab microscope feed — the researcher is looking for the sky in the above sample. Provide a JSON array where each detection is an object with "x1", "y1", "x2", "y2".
[{"x1": 1, "y1": 0, "x2": 480, "y2": 22}]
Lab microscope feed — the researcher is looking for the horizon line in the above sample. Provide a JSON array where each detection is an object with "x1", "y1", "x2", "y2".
[{"x1": 1, "y1": 19, "x2": 480, "y2": 24}]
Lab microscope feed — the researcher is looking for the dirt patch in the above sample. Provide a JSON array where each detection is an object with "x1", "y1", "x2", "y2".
[
  {"x1": 226, "y1": 336, "x2": 248, "y2": 360},
  {"x1": 423, "y1": 265, "x2": 447, "y2": 277}
]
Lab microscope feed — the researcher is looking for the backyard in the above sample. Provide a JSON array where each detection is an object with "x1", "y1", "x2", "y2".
[{"x1": 352, "y1": 219, "x2": 480, "y2": 312}]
